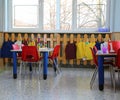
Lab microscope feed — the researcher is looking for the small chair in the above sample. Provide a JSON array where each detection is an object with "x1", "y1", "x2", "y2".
[
  {"x1": 20, "y1": 46, "x2": 42, "y2": 77},
  {"x1": 90, "y1": 47, "x2": 113, "y2": 89},
  {"x1": 90, "y1": 47, "x2": 98, "y2": 89},
  {"x1": 111, "y1": 48, "x2": 120, "y2": 92},
  {"x1": 93, "y1": 45, "x2": 114, "y2": 79},
  {"x1": 48, "y1": 45, "x2": 61, "y2": 75},
  {"x1": 93, "y1": 46, "x2": 98, "y2": 54}
]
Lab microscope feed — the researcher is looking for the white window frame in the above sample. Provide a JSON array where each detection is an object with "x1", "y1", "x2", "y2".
[{"x1": 4, "y1": 0, "x2": 111, "y2": 33}]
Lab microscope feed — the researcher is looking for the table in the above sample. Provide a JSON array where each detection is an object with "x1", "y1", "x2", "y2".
[
  {"x1": 96, "y1": 52, "x2": 117, "y2": 91},
  {"x1": 11, "y1": 48, "x2": 53, "y2": 80}
]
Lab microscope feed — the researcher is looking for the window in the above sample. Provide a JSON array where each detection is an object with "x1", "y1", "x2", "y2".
[
  {"x1": 43, "y1": 0, "x2": 72, "y2": 30},
  {"x1": 12, "y1": 0, "x2": 39, "y2": 28},
  {"x1": 6, "y1": 0, "x2": 109, "y2": 32},
  {"x1": 77, "y1": 0, "x2": 107, "y2": 29},
  {"x1": 60, "y1": 0, "x2": 72, "y2": 30},
  {"x1": 43, "y1": 0, "x2": 56, "y2": 30}
]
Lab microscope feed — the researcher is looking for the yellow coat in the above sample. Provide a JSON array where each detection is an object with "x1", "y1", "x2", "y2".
[
  {"x1": 28, "y1": 41, "x2": 36, "y2": 46},
  {"x1": 84, "y1": 42, "x2": 95, "y2": 60},
  {"x1": 76, "y1": 42, "x2": 85, "y2": 59}
]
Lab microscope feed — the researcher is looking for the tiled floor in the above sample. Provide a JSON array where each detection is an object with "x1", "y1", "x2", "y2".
[{"x1": 0, "y1": 67, "x2": 120, "y2": 100}]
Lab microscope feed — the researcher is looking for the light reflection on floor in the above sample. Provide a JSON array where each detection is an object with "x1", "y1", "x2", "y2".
[{"x1": 0, "y1": 67, "x2": 120, "y2": 100}]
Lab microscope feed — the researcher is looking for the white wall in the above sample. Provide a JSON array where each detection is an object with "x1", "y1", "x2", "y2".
[
  {"x1": 112, "y1": 0, "x2": 120, "y2": 32},
  {"x1": 0, "y1": 0, "x2": 3, "y2": 31}
]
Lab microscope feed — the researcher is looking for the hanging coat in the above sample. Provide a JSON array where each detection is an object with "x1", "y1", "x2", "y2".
[{"x1": 65, "y1": 42, "x2": 76, "y2": 59}]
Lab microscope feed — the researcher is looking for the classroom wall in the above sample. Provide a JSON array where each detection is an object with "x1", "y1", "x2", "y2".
[
  {"x1": 112, "y1": 0, "x2": 120, "y2": 32},
  {"x1": 0, "y1": 0, "x2": 4, "y2": 66},
  {"x1": 0, "y1": 0, "x2": 4, "y2": 31}
]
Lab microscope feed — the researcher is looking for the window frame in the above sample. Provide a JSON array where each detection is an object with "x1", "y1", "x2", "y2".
[{"x1": 4, "y1": 0, "x2": 111, "y2": 33}]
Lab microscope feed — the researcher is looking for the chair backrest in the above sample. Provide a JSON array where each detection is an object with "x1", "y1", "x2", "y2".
[
  {"x1": 22, "y1": 46, "x2": 39, "y2": 62},
  {"x1": 115, "y1": 48, "x2": 120, "y2": 69},
  {"x1": 108, "y1": 41, "x2": 120, "y2": 53},
  {"x1": 93, "y1": 46, "x2": 98, "y2": 54},
  {"x1": 90, "y1": 47, "x2": 98, "y2": 66},
  {"x1": 51, "y1": 45, "x2": 60, "y2": 59}
]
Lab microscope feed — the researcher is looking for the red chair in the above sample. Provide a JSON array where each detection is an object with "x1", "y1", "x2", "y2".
[
  {"x1": 93, "y1": 46, "x2": 98, "y2": 54},
  {"x1": 111, "y1": 48, "x2": 120, "y2": 92},
  {"x1": 90, "y1": 47, "x2": 113, "y2": 89},
  {"x1": 108, "y1": 41, "x2": 120, "y2": 53},
  {"x1": 48, "y1": 45, "x2": 61, "y2": 74},
  {"x1": 90, "y1": 47, "x2": 98, "y2": 89},
  {"x1": 20, "y1": 46, "x2": 42, "y2": 76}
]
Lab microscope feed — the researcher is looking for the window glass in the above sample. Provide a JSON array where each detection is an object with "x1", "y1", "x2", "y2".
[
  {"x1": 60, "y1": 0, "x2": 72, "y2": 30},
  {"x1": 43, "y1": 0, "x2": 56, "y2": 30},
  {"x1": 12, "y1": 0, "x2": 39, "y2": 28},
  {"x1": 77, "y1": 0, "x2": 107, "y2": 28},
  {"x1": 9, "y1": 0, "x2": 109, "y2": 32}
]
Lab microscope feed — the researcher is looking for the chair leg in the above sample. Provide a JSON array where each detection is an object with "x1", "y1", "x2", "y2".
[
  {"x1": 38, "y1": 61, "x2": 42, "y2": 79},
  {"x1": 53, "y1": 59, "x2": 60, "y2": 74},
  {"x1": 112, "y1": 69, "x2": 116, "y2": 92},
  {"x1": 33, "y1": 63, "x2": 37, "y2": 73},
  {"x1": 90, "y1": 67, "x2": 98, "y2": 89},
  {"x1": 36, "y1": 63, "x2": 39, "y2": 73},
  {"x1": 56, "y1": 58, "x2": 61, "y2": 73},
  {"x1": 19, "y1": 61, "x2": 22, "y2": 75},
  {"x1": 109, "y1": 66, "x2": 113, "y2": 87},
  {"x1": 56, "y1": 64, "x2": 60, "y2": 74},
  {"x1": 19, "y1": 61, "x2": 26, "y2": 76},
  {"x1": 24, "y1": 62, "x2": 27, "y2": 75},
  {"x1": 118, "y1": 70, "x2": 120, "y2": 80},
  {"x1": 49, "y1": 58, "x2": 61, "y2": 75}
]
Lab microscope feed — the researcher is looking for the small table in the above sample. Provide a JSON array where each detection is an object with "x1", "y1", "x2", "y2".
[
  {"x1": 96, "y1": 52, "x2": 117, "y2": 91},
  {"x1": 11, "y1": 48, "x2": 53, "y2": 80}
]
